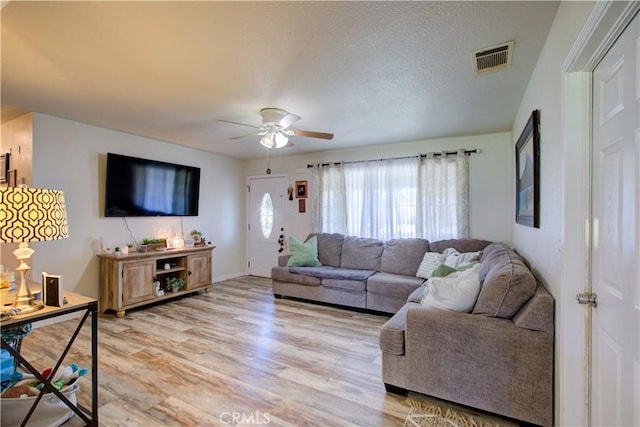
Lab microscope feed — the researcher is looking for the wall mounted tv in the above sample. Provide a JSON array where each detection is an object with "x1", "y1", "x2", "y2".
[{"x1": 104, "y1": 153, "x2": 200, "y2": 217}]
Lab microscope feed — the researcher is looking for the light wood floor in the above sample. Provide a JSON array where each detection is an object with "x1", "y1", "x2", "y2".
[{"x1": 19, "y1": 276, "x2": 518, "y2": 426}]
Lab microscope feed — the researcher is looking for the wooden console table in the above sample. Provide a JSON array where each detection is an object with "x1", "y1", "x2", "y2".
[
  {"x1": 0, "y1": 291, "x2": 98, "y2": 426},
  {"x1": 98, "y1": 245, "x2": 215, "y2": 317}
]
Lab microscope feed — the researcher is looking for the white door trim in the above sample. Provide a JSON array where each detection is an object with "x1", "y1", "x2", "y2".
[
  {"x1": 561, "y1": 2, "x2": 640, "y2": 425},
  {"x1": 246, "y1": 173, "x2": 287, "y2": 275}
]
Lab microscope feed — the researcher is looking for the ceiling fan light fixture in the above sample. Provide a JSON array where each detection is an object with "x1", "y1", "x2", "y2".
[
  {"x1": 260, "y1": 132, "x2": 274, "y2": 148},
  {"x1": 274, "y1": 132, "x2": 288, "y2": 148}
]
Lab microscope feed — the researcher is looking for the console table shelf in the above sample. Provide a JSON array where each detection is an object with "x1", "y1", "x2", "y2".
[
  {"x1": 0, "y1": 292, "x2": 98, "y2": 426},
  {"x1": 98, "y1": 246, "x2": 214, "y2": 317}
]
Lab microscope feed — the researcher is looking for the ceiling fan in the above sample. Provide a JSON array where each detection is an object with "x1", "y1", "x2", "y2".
[{"x1": 218, "y1": 108, "x2": 334, "y2": 149}]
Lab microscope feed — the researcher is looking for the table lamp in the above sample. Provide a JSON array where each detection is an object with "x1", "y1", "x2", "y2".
[{"x1": 0, "y1": 186, "x2": 69, "y2": 313}]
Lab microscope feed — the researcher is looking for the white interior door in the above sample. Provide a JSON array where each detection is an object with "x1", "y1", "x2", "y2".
[
  {"x1": 591, "y1": 12, "x2": 639, "y2": 427},
  {"x1": 248, "y1": 175, "x2": 286, "y2": 277}
]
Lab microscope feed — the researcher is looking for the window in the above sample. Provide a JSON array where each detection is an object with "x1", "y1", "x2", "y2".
[{"x1": 311, "y1": 152, "x2": 469, "y2": 241}]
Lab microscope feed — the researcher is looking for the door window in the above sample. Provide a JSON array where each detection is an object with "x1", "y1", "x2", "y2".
[{"x1": 260, "y1": 192, "x2": 274, "y2": 239}]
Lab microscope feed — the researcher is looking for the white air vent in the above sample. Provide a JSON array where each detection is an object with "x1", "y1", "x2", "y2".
[{"x1": 472, "y1": 41, "x2": 514, "y2": 75}]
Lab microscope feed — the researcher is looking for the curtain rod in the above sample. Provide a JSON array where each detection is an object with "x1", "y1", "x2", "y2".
[{"x1": 306, "y1": 148, "x2": 480, "y2": 168}]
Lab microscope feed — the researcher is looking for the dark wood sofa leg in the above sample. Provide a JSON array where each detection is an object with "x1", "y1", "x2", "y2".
[{"x1": 384, "y1": 383, "x2": 408, "y2": 396}]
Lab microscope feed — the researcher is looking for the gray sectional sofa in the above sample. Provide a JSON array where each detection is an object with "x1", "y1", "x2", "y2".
[
  {"x1": 380, "y1": 242, "x2": 554, "y2": 426},
  {"x1": 271, "y1": 233, "x2": 435, "y2": 313},
  {"x1": 272, "y1": 233, "x2": 554, "y2": 426}
]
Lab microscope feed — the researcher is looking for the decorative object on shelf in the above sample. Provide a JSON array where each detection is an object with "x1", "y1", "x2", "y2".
[
  {"x1": 515, "y1": 110, "x2": 540, "y2": 228},
  {"x1": 0, "y1": 153, "x2": 9, "y2": 184},
  {"x1": 0, "y1": 187, "x2": 69, "y2": 314},
  {"x1": 120, "y1": 245, "x2": 129, "y2": 255},
  {"x1": 155, "y1": 281, "x2": 164, "y2": 296},
  {"x1": 139, "y1": 244, "x2": 148, "y2": 253},
  {"x1": 42, "y1": 272, "x2": 64, "y2": 307},
  {"x1": 295, "y1": 180, "x2": 307, "y2": 198},
  {"x1": 165, "y1": 277, "x2": 184, "y2": 293},
  {"x1": 190, "y1": 229, "x2": 203, "y2": 245}
]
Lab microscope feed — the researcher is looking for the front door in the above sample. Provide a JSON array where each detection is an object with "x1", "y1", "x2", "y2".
[
  {"x1": 247, "y1": 175, "x2": 287, "y2": 277},
  {"x1": 590, "y1": 12, "x2": 639, "y2": 426}
]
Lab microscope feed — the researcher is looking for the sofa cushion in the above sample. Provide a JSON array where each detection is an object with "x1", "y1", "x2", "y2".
[
  {"x1": 429, "y1": 238, "x2": 492, "y2": 254},
  {"x1": 322, "y1": 278, "x2": 367, "y2": 292},
  {"x1": 288, "y1": 266, "x2": 376, "y2": 281},
  {"x1": 286, "y1": 236, "x2": 321, "y2": 267},
  {"x1": 380, "y1": 238, "x2": 430, "y2": 276},
  {"x1": 407, "y1": 285, "x2": 425, "y2": 304},
  {"x1": 312, "y1": 233, "x2": 345, "y2": 267},
  {"x1": 367, "y1": 272, "x2": 425, "y2": 298},
  {"x1": 416, "y1": 252, "x2": 445, "y2": 278},
  {"x1": 473, "y1": 243, "x2": 537, "y2": 318},
  {"x1": 341, "y1": 236, "x2": 384, "y2": 271},
  {"x1": 271, "y1": 266, "x2": 321, "y2": 286}
]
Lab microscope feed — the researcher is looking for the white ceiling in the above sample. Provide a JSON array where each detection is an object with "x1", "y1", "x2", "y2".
[{"x1": 1, "y1": 1, "x2": 559, "y2": 160}]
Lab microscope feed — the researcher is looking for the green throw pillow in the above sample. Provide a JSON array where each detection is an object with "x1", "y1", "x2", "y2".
[
  {"x1": 286, "y1": 235, "x2": 322, "y2": 267},
  {"x1": 430, "y1": 263, "x2": 458, "y2": 277},
  {"x1": 430, "y1": 261, "x2": 479, "y2": 278}
]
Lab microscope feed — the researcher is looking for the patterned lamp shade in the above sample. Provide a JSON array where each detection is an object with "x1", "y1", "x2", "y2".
[{"x1": 0, "y1": 187, "x2": 69, "y2": 243}]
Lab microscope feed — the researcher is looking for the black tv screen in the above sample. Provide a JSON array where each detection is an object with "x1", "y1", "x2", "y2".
[{"x1": 104, "y1": 153, "x2": 200, "y2": 217}]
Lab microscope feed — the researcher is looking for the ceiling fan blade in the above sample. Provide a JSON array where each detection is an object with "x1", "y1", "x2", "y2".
[
  {"x1": 217, "y1": 119, "x2": 262, "y2": 129},
  {"x1": 229, "y1": 132, "x2": 262, "y2": 140},
  {"x1": 278, "y1": 112, "x2": 301, "y2": 129},
  {"x1": 291, "y1": 129, "x2": 334, "y2": 140}
]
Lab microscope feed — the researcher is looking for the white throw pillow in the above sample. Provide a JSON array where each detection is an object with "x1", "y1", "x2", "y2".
[
  {"x1": 420, "y1": 263, "x2": 481, "y2": 312},
  {"x1": 416, "y1": 252, "x2": 446, "y2": 279},
  {"x1": 442, "y1": 248, "x2": 482, "y2": 268}
]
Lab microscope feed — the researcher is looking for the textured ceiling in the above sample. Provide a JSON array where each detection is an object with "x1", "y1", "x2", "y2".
[{"x1": 1, "y1": 1, "x2": 559, "y2": 159}]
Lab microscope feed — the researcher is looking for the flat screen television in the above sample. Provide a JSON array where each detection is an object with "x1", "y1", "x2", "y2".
[{"x1": 104, "y1": 153, "x2": 200, "y2": 217}]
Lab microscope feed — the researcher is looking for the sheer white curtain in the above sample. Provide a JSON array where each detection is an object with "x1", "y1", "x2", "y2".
[
  {"x1": 417, "y1": 150, "x2": 469, "y2": 240},
  {"x1": 344, "y1": 157, "x2": 418, "y2": 240},
  {"x1": 311, "y1": 162, "x2": 347, "y2": 233},
  {"x1": 312, "y1": 151, "x2": 470, "y2": 241}
]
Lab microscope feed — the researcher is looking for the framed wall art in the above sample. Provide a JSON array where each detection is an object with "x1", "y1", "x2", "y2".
[
  {"x1": 298, "y1": 199, "x2": 306, "y2": 213},
  {"x1": 0, "y1": 153, "x2": 9, "y2": 184},
  {"x1": 515, "y1": 110, "x2": 540, "y2": 228},
  {"x1": 295, "y1": 180, "x2": 307, "y2": 198}
]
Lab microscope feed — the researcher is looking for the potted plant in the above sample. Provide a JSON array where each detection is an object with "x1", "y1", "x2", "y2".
[
  {"x1": 165, "y1": 277, "x2": 184, "y2": 293},
  {"x1": 141, "y1": 238, "x2": 167, "y2": 252}
]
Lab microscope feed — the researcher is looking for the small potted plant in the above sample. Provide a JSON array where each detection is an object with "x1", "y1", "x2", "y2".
[
  {"x1": 141, "y1": 238, "x2": 167, "y2": 252},
  {"x1": 165, "y1": 277, "x2": 185, "y2": 293}
]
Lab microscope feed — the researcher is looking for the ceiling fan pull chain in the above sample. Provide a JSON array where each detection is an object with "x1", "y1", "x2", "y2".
[{"x1": 266, "y1": 149, "x2": 271, "y2": 174}]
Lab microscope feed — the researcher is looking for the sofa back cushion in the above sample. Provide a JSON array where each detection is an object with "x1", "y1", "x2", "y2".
[
  {"x1": 473, "y1": 243, "x2": 537, "y2": 318},
  {"x1": 311, "y1": 233, "x2": 345, "y2": 267},
  {"x1": 341, "y1": 235, "x2": 384, "y2": 271},
  {"x1": 429, "y1": 238, "x2": 492, "y2": 254},
  {"x1": 380, "y1": 238, "x2": 430, "y2": 276}
]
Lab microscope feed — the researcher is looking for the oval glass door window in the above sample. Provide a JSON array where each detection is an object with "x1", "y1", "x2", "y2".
[{"x1": 260, "y1": 192, "x2": 274, "y2": 239}]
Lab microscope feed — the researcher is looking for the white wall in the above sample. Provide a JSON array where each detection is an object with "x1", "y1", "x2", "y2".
[
  {"x1": 511, "y1": 2, "x2": 595, "y2": 425},
  {"x1": 29, "y1": 113, "x2": 247, "y2": 298},
  {"x1": 0, "y1": 113, "x2": 34, "y2": 273},
  {"x1": 245, "y1": 132, "x2": 513, "y2": 244}
]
